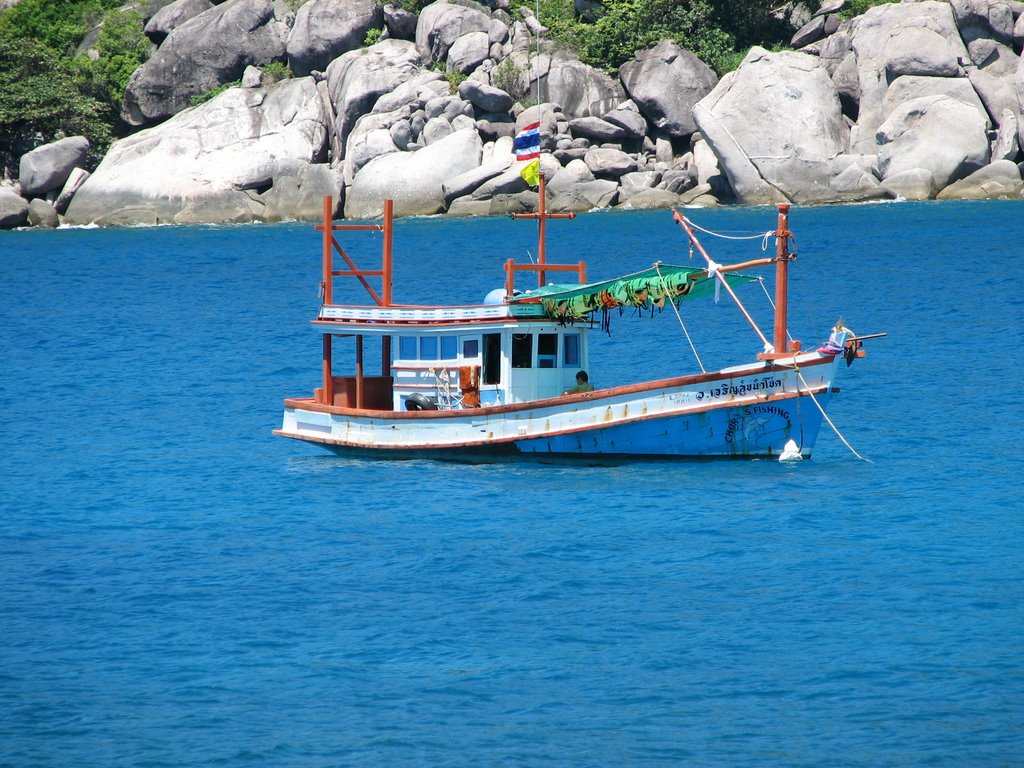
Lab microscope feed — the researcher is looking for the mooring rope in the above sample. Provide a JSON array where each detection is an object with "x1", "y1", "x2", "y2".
[
  {"x1": 792, "y1": 363, "x2": 870, "y2": 462},
  {"x1": 681, "y1": 216, "x2": 774, "y2": 245},
  {"x1": 654, "y1": 263, "x2": 706, "y2": 373}
]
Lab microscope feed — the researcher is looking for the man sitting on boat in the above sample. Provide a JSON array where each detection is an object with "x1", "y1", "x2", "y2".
[{"x1": 564, "y1": 371, "x2": 595, "y2": 395}]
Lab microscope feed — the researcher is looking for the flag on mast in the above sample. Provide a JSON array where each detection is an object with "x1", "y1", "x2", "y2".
[
  {"x1": 514, "y1": 121, "x2": 542, "y2": 186},
  {"x1": 519, "y1": 158, "x2": 540, "y2": 187},
  {"x1": 513, "y1": 122, "x2": 541, "y2": 160}
]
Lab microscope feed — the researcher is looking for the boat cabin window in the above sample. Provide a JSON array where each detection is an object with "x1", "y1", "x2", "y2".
[
  {"x1": 563, "y1": 333, "x2": 581, "y2": 367},
  {"x1": 398, "y1": 336, "x2": 417, "y2": 359},
  {"x1": 396, "y1": 334, "x2": 459, "y2": 361},
  {"x1": 462, "y1": 338, "x2": 479, "y2": 359},
  {"x1": 420, "y1": 336, "x2": 438, "y2": 359},
  {"x1": 483, "y1": 333, "x2": 501, "y2": 384},
  {"x1": 511, "y1": 333, "x2": 532, "y2": 368},
  {"x1": 537, "y1": 334, "x2": 558, "y2": 368},
  {"x1": 441, "y1": 336, "x2": 458, "y2": 359}
]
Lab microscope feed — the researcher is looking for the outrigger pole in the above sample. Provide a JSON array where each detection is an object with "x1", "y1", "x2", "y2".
[{"x1": 315, "y1": 196, "x2": 394, "y2": 407}]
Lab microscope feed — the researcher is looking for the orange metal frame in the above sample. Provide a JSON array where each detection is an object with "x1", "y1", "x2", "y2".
[
  {"x1": 507, "y1": 174, "x2": 585, "y2": 295},
  {"x1": 316, "y1": 196, "x2": 395, "y2": 408}
]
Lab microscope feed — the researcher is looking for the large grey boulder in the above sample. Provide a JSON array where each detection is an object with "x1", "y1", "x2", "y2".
[
  {"x1": 346, "y1": 126, "x2": 400, "y2": 180},
  {"x1": 372, "y1": 70, "x2": 447, "y2": 114},
  {"x1": 415, "y1": 1, "x2": 490, "y2": 65},
  {"x1": 602, "y1": 100, "x2": 648, "y2": 140},
  {"x1": 470, "y1": 164, "x2": 531, "y2": 199},
  {"x1": 548, "y1": 179, "x2": 618, "y2": 212},
  {"x1": 54, "y1": 168, "x2": 90, "y2": 215},
  {"x1": 848, "y1": 1, "x2": 969, "y2": 152},
  {"x1": 459, "y1": 79, "x2": 513, "y2": 113},
  {"x1": 326, "y1": 39, "x2": 423, "y2": 152},
  {"x1": 421, "y1": 116, "x2": 454, "y2": 144},
  {"x1": 619, "y1": 41, "x2": 718, "y2": 138},
  {"x1": 792, "y1": 14, "x2": 831, "y2": 49},
  {"x1": 529, "y1": 51, "x2": 625, "y2": 119},
  {"x1": 67, "y1": 78, "x2": 328, "y2": 225},
  {"x1": 693, "y1": 48, "x2": 848, "y2": 204},
  {"x1": 144, "y1": 0, "x2": 213, "y2": 45},
  {"x1": 817, "y1": 16, "x2": 858, "y2": 75},
  {"x1": 616, "y1": 188, "x2": 683, "y2": 210},
  {"x1": 442, "y1": 150, "x2": 514, "y2": 205},
  {"x1": 27, "y1": 198, "x2": 58, "y2": 229},
  {"x1": 966, "y1": 39, "x2": 1020, "y2": 76},
  {"x1": 828, "y1": 159, "x2": 885, "y2": 200},
  {"x1": 447, "y1": 30, "x2": 489, "y2": 73},
  {"x1": 937, "y1": 159, "x2": 1023, "y2": 199},
  {"x1": 583, "y1": 147, "x2": 636, "y2": 177},
  {"x1": 1017, "y1": 54, "x2": 1024, "y2": 149},
  {"x1": 692, "y1": 137, "x2": 724, "y2": 192},
  {"x1": 568, "y1": 116, "x2": 626, "y2": 143},
  {"x1": 831, "y1": 51, "x2": 859, "y2": 117},
  {"x1": 345, "y1": 128, "x2": 482, "y2": 218},
  {"x1": 384, "y1": 3, "x2": 419, "y2": 41},
  {"x1": 967, "y1": 67, "x2": 1021, "y2": 129},
  {"x1": 991, "y1": 109, "x2": 1020, "y2": 160},
  {"x1": 123, "y1": 0, "x2": 289, "y2": 126},
  {"x1": 19, "y1": 136, "x2": 90, "y2": 197},
  {"x1": 880, "y1": 169, "x2": 936, "y2": 201},
  {"x1": 342, "y1": 102, "x2": 419, "y2": 180},
  {"x1": 547, "y1": 157, "x2": 595, "y2": 193},
  {"x1": 951, "y1": 0, "x2": 1016, "y2": 65},
  {"x1": 261, "y1": 164, "x2": 345, "y2": 220},
  {"x1": 876, "y1": 94, "x2": 990, "y2": 190},
  {"x1": 0, "y1": 187, "x2": 29, "y2": 229},
  {"x1": 287, "y1": 0, "x2": 383, "y2": 78},
  {"x1": 882, "y1": 75, "x2": 990, "y2": 128}
]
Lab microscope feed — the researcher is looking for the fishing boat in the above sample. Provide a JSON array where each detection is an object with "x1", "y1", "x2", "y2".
[{"x1": 275, "y1": 183, "x2": 876, "y2": 460}]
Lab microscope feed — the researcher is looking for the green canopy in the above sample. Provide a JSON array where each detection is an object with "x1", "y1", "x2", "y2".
[{"x1": 508, "y1": 263, "x2": 758, "y2": 321}]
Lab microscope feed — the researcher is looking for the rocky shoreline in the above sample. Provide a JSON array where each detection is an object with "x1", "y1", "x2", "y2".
[{"x1": 2, "y1": 0, "x2": 1023, "y2": 229}]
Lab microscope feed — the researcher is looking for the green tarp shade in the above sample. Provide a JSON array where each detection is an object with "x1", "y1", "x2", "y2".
[{"x1": 508, "y1": 263, "x2": 758, "y2": 321}]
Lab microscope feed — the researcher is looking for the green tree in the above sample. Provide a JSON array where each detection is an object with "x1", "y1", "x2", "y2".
[
  {"x1": 840, "y1": 0, "x2": 900, "y2": 19},
  {"x1": 76, "y1": 8, "x2": 151, "y2": 107},
  {"x1": 0, "y1": 36, "x2": 112, "y2": 174},
  {"x1": 509, "y1": 0, "x2": 790, "y2": 75},
  {"x1": 0, "y1": 0, "x2": 120, "y2": 54}
]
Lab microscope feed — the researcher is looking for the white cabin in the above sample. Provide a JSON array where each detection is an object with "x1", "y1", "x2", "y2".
[{"x1": 315, "y1": 301, "x2": 589, "y2": 411}]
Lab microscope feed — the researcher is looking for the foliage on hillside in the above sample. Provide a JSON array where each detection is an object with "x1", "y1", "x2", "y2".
[
  {"x1": 510, "y1": 0, "x2": 803, "y2": 74},
  {"x1": 0, "y1": 0, "x2": 148, "y2": 173},
  {"x1": 840, "y1": 0, "x2": 900, "y2": 19}
]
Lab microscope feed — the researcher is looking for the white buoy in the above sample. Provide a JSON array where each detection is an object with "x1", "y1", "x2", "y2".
[{"x1": 779, "y1": 439, "x2": 803, "y2": 462}]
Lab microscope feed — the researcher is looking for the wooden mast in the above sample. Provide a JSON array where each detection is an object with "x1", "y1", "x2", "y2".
[
  {"x1": 511, "y1": 173, "x2": 575, "y2": 288},
  {"x1": 773, "y1": 203, "x2": 792, "y2": 356}
]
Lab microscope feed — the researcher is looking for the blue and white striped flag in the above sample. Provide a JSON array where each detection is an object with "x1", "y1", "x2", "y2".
[{"x1": 513, "y1": 121, "x2": 541, "y2": 160}]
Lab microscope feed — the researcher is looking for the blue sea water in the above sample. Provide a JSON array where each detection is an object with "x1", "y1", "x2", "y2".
[{"x1": 1, "y1": 200, "x2": 1022, "y2": 767}]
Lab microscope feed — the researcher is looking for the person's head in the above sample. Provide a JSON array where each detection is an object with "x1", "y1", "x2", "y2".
[{"x1": 576, "y1": 371, "x2": 589, "y2": 384}]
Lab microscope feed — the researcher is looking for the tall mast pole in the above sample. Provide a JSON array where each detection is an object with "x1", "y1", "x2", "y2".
[
  {"x1": 773, "y1": 203, "x2": 792, "y2": 356},
  {"x1": 537, "y1": 173, "x2": 547, "y2": 286},
  {"x1": 321, "y1": 196, "x2": 334, "y2": 405}
]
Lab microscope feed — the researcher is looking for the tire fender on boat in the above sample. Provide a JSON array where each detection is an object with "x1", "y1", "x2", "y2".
[{"x1": 405, "y1": 393, "x2": 439, "y2": 411}]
